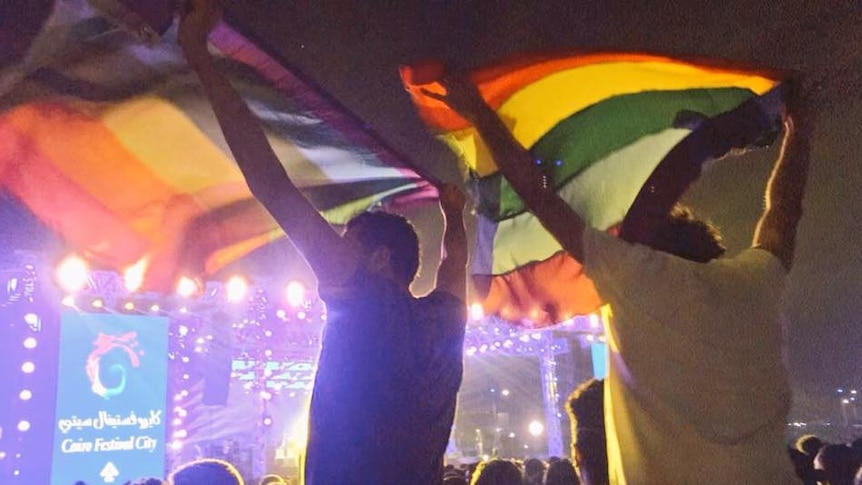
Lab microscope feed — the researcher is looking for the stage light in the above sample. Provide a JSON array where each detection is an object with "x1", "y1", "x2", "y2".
[
  {"x1": 19, "y1": 390, "x2": 32, "y2": 401},
  {"x1": 528, "y1": 420, "x2": 544, "y2": 437},
  {"x1": 502, "y1": 389, "x2": 510, "y2": 397},
  {"x1": 91, "y1": 299, "x2": 104, "y2": 309},
  {"x1": 589, "y1": 313, "x2": 601, "y2": 329},
  {"x1": 226, "y1": 275, "x2": 248, "y2": 303},
  {"x1": 21, "y1": 361, "x2": 35, "y2": 374},
  {"x1": 286, "y1": 281, "x2": 305, "y2": 308},
  {"x1": 172, "y1": 418, "x2": 182, "y2": 426},
  {"x1": 176, "y1": 277, "x2": 199, "y2": 298},
  {"x1": 22, "y1": 337, "x2": 37, "y2": 349},
  {"x1": 179, "y1": 306, "x2": 188, "y2": 314},
  {"x1": 123, "y1": 301, "x2": 135, "y2": 311},
  {"x1": 508, "y1": 432, "x2": 516, "y2": 438},
  {"x1": 519, "y1": 334, "x2": 531, "y2": 343},
  {"x1": 466, "y1": 346, "x2": 477, "y2": 356},
  {"x1": 264, "y1": 349, "x2": 273, "y2": 358},
  {"x1": 181, "y1": 356, "x2": 190, "y2": 363},
  {"x1": 176, "y1": 408, "x2": 188, "y2": 418},
  {"x1": 177, "y1": 325, "x2": 189, "y2": 337},
  {"x1": 56, "y1": 255, "x2": 89, "y2": 293},
  {"x1": 150, "y1": 304, "x2": 160, "y2": 312},
  {"x1": 17, "y1": 421, "x2": 30, "y2": 432},
  {"x1": 173, "y1": 429, "x2": 188, "y2": 439},
  {"x1": 24, "y1": 313, "x2": 39, "y2": 326},
  {"x1": 470, "y1": 303, "x2": 484, "y2": 321},
  {"x1": 260, "y1": 390, "x2": 272, "y2": 401},
  {"x1": 61, "y1": 296, "x2": 75, "y2": 307},
  {"x1": 297, "y1": 311, "x2": 307, "y2": 320},
  {"x1": 169, "y1": 441, "x2": 183, "y2": 451},
  {"x1": 479, "y1": 344, "x2": 488, "y2": 353},
  {"x1": 0, "y1": 451, "x2": 5, "y2": 460},
  {"x1": 276, "y1": 309, "x2": 287, "y2": 320},
  {"x1": 264, "y1": 330, "x2": 272, "y2": 338},
  {"x1": 263, "y1": 415, "x2": 273, "y2": 427},
  {"x1": 123, "y1": 257, "x2": 148, "y2": 293}
]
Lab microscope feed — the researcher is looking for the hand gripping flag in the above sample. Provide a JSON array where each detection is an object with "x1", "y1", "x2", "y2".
[{"x1": 402, "y1": 52, "x2": 783, "y2": 327}]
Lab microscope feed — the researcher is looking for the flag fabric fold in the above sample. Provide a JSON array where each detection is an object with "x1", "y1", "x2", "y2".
[
  {"x1": 0, "y1": 0, "x2": 436, "y2": 290},
  {"x1": 402, "y1": 52, "x2": 782, "y2": 327}
]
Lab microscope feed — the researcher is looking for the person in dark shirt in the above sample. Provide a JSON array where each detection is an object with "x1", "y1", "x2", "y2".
[{"x1": 179, "y1": 1, "x2": 468, "y2": 483}]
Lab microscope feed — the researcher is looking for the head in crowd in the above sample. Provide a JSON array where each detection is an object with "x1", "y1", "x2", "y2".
[
  {"x1": 647, "y1": 204, "x2": 725, "y2": 263},
  {"x1": 469, "y1": 459, "x2": 523, "y2": 485},
  {"x1": 443, "y1": 475, "x2": 468, "y2": 485},
  {"x1": 796, "y1": 434, "x2": 825, "y2": 457},
  {"x1": 566, "y1": 378, "x2": 609, "y2": 485},
  {"x1": 166, "y1": 459, "x2": 243, "y2": 485},
  {"x1": 545, "y1": 458, "x2": 580, "y2": 485},
  {"x1": 344, "y1": 212, "x2": 420, "y2": 287},
  {"x1": 815, "y1": 444, "x2": 862, "y2": 485},
  {"x1": 125, "y1": 479, "x2": 163, "y2": 485},
  {"x1": 258, "y1": 474, "x2": 286, "y2": 485},
  {"x1": 524, "y1": 457, "x2": 546, "y2": 485}
]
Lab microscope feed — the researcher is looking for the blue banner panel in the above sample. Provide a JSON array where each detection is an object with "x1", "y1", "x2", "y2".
[
  {"x1": 590, "y1": 341, "x2": 608, "y2": 380},
  {"x1": 51, "y1": 312, "x2": 169, "y2": 485}
]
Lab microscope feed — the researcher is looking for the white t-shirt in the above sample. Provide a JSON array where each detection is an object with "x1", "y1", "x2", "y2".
[{"x1": 583, "y1": 228, "x2": 796, "y2": 485}]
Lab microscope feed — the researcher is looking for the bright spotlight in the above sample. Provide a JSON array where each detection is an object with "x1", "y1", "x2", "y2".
[
  {"x1": 123, "y1": 301, "x2": 135, "y2": 311},
  {"x1": 226, "y1": 275, "x2": 248, "y2": 303},
  {"x1": 262, "y1": 415, "x2": 273, "y2": 427},
  {"x1": 21, "y1": 361, "x2": 35, "y2": 374},
  {"x1": 286, "y1": 281, "x2": 306, "y2": 308},
  {"x1": 170, "y1": 441, "x2": 183, "y2": 451},
  {"x1": 123, "y1": 257, "x2": 148, "y2": 293},
  {"x1": 91, "y1": 299, "x2": 104, "y2": 309},
  {"x1": 176, "y1": 277, "x2": 199, "y2": 299},
  {"x1": 17, "y1": 421, "x2": 30, "y2": 432},
  {"x1": 469, "y1": 302, "x2": 485, "y2": 321},
  {"x1": 22, "y1": 337, "x2": 37, "y2": 349},
  {"x1": 56, "y1": 255, "x2": 89, "y2": 293},
  {"x1": 528, "y1": 420, "x2": 544, "y2": 437},
  {"x1": 61, "y1": 296, "x2": 75, "y2": 307},
  {"x1": 19, "y1": 389, "x2": 32, "y2": 401}
]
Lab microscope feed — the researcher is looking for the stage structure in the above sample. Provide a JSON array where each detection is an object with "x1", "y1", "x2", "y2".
[{"x1": 0, "y1": 251, "x2": 606, "y2": 483}]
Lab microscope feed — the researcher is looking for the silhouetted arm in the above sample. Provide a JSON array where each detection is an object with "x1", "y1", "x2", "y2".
[
  {"x1": 428, "y1": 77, "x2": 588, "y2": 262},
  {"x1": 434, "y1": 183, "x2": 468, "y2": 301},
  {"x1": 179, "y1": 0, "x2": 360, "y2": 286},
  {"x1": 753, "y1": 111, "x2": 813, "y2": 270}
]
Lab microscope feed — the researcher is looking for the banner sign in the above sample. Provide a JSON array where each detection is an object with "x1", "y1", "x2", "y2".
[{"x1": 51, "y1": 312, "x2": 169, "y2": 484}]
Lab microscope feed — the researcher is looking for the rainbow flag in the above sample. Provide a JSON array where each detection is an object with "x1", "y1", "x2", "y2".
[
  {"x1": 0, "y1": 0, "x2": 435, "y2": 291},
  {"x1": 402, "y1": 53, "x2": 782, "y2": 327}
]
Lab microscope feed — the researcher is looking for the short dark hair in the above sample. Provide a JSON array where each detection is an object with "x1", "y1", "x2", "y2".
[
  {"x1": 566, "y1": 379, "x2": 607, "y2": 485},
  {"x1": 346, "y1": 211, "x2": 420, "y2": 285},
  {"x1": 168, "y1": 459, "x2": 243, "y2": 485},
  {"x1": 470, "y1": 459, "x2": 523, "y2": 485},
  {"x1": 649, "y1": 204, "x2": 725, "y2": 263}
]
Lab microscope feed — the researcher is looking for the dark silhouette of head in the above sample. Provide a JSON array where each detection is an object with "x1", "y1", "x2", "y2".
[
  {"x1": 344, "y1": 211, "x2": 420, "y2": 287},
  {"x1": 167, "y1": 459, "x2": 243, "y2": 485},
  {"x1": 566, "y1": 379, "x2": 608, "y2": 485},
  {"x1": 125, "y1": 479, "x2": 163, "y2": 485},
  {"x1": 257, "y1": 474, "x2": 286, "y2": 485},
  {"x1": 815, "y1": 444, "x2": 862, "y2": 485},
  {"x1": 523, "y1": 457, "x2": 546, "y2": 484},
  {"x1": 796, "y1": 434, "x2": 825, "y2": 458},
  {"x1": 648, "y1": 204, "x2": 725, "y2": 263},
  {"x1": 545, "y1": 458, "x2": 580, "y2": 485},
  {"x1": 470, "y1": 459, "x2": 523, "y2": 485}
]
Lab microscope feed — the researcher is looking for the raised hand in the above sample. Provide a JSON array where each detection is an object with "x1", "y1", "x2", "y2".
[
  {"x1": 422, "y1": 75, "x2": 490, "y2": 124},
  {"x1": 178, "y1": 0, "x2": 222, "y2": 53},
  {"x1": 438, "y1": 182, "x2": 466, "y2": 216}
]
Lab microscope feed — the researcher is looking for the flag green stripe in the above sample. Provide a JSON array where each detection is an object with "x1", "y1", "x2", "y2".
[
  {"x1": 484, "y1": 128, "x2": 691, "y2": 275},
  {"x1": 474, "y1": 87, "x2": 754, "y2": 222}
]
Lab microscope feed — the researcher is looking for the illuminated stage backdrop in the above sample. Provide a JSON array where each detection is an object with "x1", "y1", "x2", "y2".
[{"x1": 51, "y1": 312, "x2": 169, "y2": 485}]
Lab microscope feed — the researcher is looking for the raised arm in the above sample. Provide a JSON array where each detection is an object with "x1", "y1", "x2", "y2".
[
  {"x1": 434, "y1": 183, "x2": 468, "y2": 301},
  {"x1": 428, "y1": 77, "x2": 588, "y2": 262},
  {"x1": 752, "y1": 85, "x2": 815, "y2": 270},
  {"x1": 179, "y1": 0, "x2": 359, "y2": 285}
]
